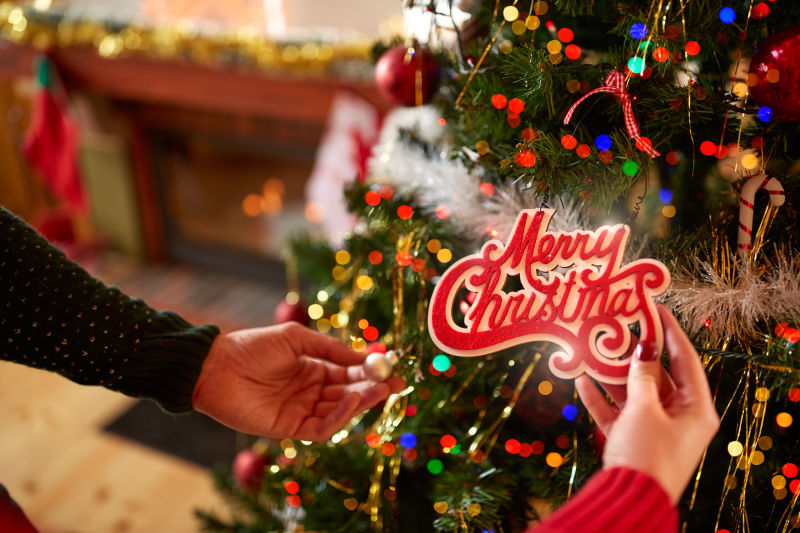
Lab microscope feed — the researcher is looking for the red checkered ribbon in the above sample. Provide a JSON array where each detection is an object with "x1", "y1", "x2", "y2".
[{"x1": 563, "y1": 70, "x2": 661, "y2": 158}]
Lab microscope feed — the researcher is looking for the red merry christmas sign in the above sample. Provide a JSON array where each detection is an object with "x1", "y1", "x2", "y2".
[{"x1": 428, "y1": 209, "x2": 671, "y2": 384}]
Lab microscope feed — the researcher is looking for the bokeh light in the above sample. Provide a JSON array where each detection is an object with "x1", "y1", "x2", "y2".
[
  {"x1": 561, "y1": 134, "x2": 578, "y2": 150},
  {"x1": 776, "y1": 412, "x2": 793, "y2": 428},
  {"x1": 622, "y1": 160, "x2": 639, "y2": 176},
  {"x1": 491, "y1": 94, "x2": 507, "y2": 109},
  {"x1": 718, "y1": 7, "x2": 736, "y2": 24},
  {"x1": 335, "y1": 250, "x2": 351, "y2": 265},
  {"x1": 752, "y1": 2, "x2": 770, "y2": 18},
  {"x1": 789, "y1": 388, "x2": 800, "y2": 402},
  {"x1": 505, "y1": 439, "x2": 522, "y2": 454},
  {"x1": 755, "y1": 387, "x2": 771, "y2": 402},
  {"x1": 368, "y1": 251, "x2": 383, "y2": 265},
  {"x1": 427, "y1": 459, "x2": 444, "y2": 475},
  {"x1": 741, "y1": 154, "x2": 759, "y2": 170},
  {"x1": 502, "y1": 5, "x2": 519, "y2": 21},
  {"x1": 397, "y1": 205, "x2": 414, "y2": 220},
  {"x1": 381, "y1": 443, "x2": 396, "y2": 456},
  {"x1": 564, "y1": 44, "x2": 581, "y2": 60},
  {"x1": 700, "y1": 141, "x2": 717, "y2": 156},
  {"x1": 727, "y1": 441, "x2": 744, "y2": 457},
  {"x1": 308, "y1": 304, "x2": 324, "y2": 320},
  {"x1": 515, "y1": 151, "x2": 536, "y2": 167},
  {"x1": 758, "y1": 436, "x2": 773, "y2": 450},
  {"x1": 653, "y1": 46, "x2": 669, "y2": 62},
  {"x1": 475, "y1": 140, "x2": 490, "y2": 155},
  {"x1": 595, "y1": 135, "x2": 612, "y2": 151},
  {"x1": 562, "y1": 404, "x2": 579, "y2": 421},
  {"x1": 627, "y1": 56, "x2": 645, "y2": 74},
  {"x1": 546, "y1": 452, "x2": 563, "y2": 468},
  {"x1": 432, "y1": 354, "x2": 452, "y2": 372},
  {"x1": 242, "y1": 194, "x2": 263, "y2": 217},
  {"x1": 399, "y1": 433, "x2": 417, "y2": 449},
  {"x1": 356, "y1": 275, "x2": 374, "y2": 291},
  {"x1": 766, "y1": 69, "x2": 780, "y2": 83},
  {"x1": 629, "y1": 23, "x2": 647, "y2": 39},
  {"x1": 437, "y1": 249, "x2": 453, "y2": 263}
]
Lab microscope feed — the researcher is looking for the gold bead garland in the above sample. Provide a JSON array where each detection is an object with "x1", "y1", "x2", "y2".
[{"x1": 0, "y1": 2, "x2": 372, "y2": 77}]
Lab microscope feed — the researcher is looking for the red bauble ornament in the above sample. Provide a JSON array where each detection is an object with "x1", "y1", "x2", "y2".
[
  {"x1": 749, "y1": 25, "x2": 800, "y2": 122},
  {"x1": 232, "y1": 449, "x2": 267, "y2": 491},
  {"x1": 273, "y1": 295, "x2": 310, "y2": 326},
  {"x1": 375, "y1": 44, "x2": 440, "y2": 107}
]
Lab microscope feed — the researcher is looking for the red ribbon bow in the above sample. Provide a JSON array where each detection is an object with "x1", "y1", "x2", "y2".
[{"x1": 563, "y1": 70, "x2": 660, "y2": 158}]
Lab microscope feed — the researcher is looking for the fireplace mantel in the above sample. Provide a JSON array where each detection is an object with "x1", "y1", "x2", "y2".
[{"x1": 1, "y1": 41, "x2": 390, "y2": 271}]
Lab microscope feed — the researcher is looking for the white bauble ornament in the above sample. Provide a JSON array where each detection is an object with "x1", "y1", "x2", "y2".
[
  {"x1": 363, "y1": 352, "x2": 394, "y2": 382},
  {"x1": 384, "y1": 350, "x2": 399, "y2": 366}
]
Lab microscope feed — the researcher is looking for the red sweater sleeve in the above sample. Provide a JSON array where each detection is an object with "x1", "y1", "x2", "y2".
[{"x1": 527, "y1": 467, "x2": 678, "y2": 533}]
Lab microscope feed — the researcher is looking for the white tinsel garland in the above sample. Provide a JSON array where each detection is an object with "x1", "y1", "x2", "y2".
[
  {"x1": 664, "y1": 251, "x2": 800, "y2": 347},
  {"x1": 367, "y1": 106, "x2": 587, "y2": 246}
]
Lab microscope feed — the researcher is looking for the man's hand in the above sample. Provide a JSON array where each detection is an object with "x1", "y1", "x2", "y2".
[{"x1": 192, "y1": 322, "x2": 406, "y2": 441}]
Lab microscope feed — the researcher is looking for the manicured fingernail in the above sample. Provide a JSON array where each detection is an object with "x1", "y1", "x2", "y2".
[{"x1": 635, "y1": 340, "x2": 659, "y2": 361}]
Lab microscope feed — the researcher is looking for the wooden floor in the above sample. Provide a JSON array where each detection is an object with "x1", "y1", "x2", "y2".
[
  {"x1": 0, "y1": 252, "x2": 288, "y2": 533},
  {"x1": 0, "y1": 363, "x2": 229, "y2": 533}
]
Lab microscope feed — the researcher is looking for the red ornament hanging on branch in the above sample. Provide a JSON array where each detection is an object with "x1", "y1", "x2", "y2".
[
  {"x1": 375, "y1": 44, "x2": 441, "y2": 107},
  {"x1": 749, "y1": 25, "x2": 800, "y2": 122},
  {"x1": 273, "y1": 292, "x2": 310, "y2": 326},
  {"x1": 232, "y1": 449, "x2": 269, "y2": 491}
]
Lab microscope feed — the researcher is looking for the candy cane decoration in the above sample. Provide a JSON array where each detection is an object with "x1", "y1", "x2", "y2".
[{"x1": 738, "y1": 172, "x2": 785, "y2": 258}]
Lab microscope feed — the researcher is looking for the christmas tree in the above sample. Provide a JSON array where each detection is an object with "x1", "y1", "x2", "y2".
[{"x1": 199, "y1": 1, "x2": 800, "y2": 531}]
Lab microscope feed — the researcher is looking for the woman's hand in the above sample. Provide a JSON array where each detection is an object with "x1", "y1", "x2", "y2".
[
  {"x1": 576, "y1": 305, "x2": 720, "y2": 504},
  {"x1": 192, "y1": 322, "x2": 406, "y2": 441}
]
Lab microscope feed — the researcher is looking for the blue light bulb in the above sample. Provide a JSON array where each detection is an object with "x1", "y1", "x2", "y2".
[
  {"x1": 719, "y1": 7, "x2": 736, "y2": 24},
  {"x1": 595, "y1": 134, "x2": 613, "y2": 151},
  {"x1": 630, "y1": 23, "x2": 648, "y2": 40}
]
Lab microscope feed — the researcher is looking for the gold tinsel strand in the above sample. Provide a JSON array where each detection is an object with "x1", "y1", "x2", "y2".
[
  {"x1": 469, "y1": 353, "x2": 540, "y2": 460},
  {"x1": 454, "y1": 0, "x2": 517, "y2": 109},
  {"x1": 0, "y1": 3, "x2": 372, "y2": 76}
]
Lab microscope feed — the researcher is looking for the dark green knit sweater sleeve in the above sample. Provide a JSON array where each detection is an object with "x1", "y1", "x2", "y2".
[{"x1": 0, "y1": 206, "x2": 220, "y2": 413}]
